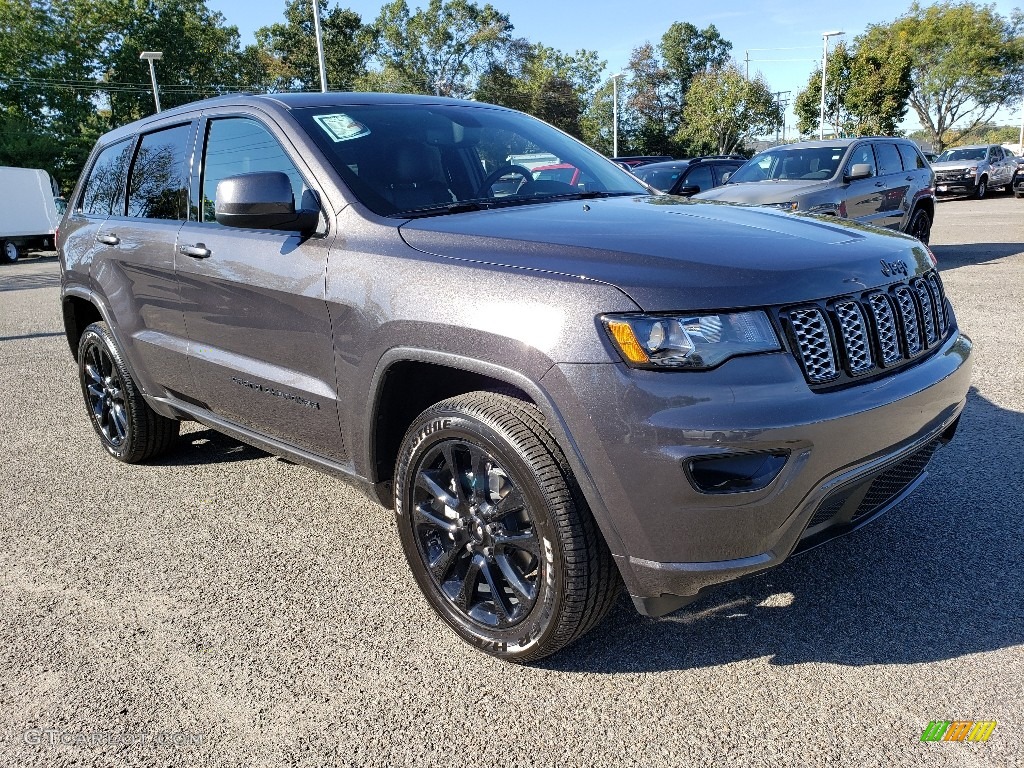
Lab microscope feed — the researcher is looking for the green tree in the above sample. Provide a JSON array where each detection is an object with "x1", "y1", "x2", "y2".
[
  {"x1": 622, "y1": 43, "x2": 677, "y2": 156},
  {"x1": 660, "y1": 21, "x2": 732, "y2": 106},
  {"x1": 794, "y1": 42, "x2": 854, "y2": 137},
  {"x1": 681, "y1": 64, "x2": 781, "y2": 155},
  {"x1": 255, "y1": 0, "x2": 368, "y2": 92},
  {"x1": 476, "y1": 41, "x2": 604, "y2": 138},
  {"x1": 881, "y1": 1, "x2": 1024, "y2": 150},
  {"x1": 366, "y1": 0, "x2": 513, "y2": 96}
]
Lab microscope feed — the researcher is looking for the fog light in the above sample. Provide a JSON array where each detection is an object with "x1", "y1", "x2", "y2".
[{"x1": 685, "y1": 451, "x2": 789, "y2": 494}]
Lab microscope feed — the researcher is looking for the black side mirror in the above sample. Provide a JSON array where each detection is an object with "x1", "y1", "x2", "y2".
[
  {"x1": 676, "y1": 184, "x2": 701, "y2": 197},
  {"x1": 845, "y1": 163, "x2": 873, "y2": 182},
  {"x1": 215, "y1": 171, "x2": 319, "y2": 233}
]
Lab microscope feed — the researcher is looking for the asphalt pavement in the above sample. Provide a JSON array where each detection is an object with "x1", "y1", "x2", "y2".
[{"x1": 0, "y1": 195, "x2": 1021, "y2": 767}]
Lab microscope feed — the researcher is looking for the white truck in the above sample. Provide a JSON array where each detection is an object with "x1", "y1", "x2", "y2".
[{"x1": 1, "y1": 166, "x2": 60, "y2": 263}]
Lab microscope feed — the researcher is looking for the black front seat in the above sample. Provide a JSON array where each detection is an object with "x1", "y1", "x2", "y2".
[{"x1": 384, "y1": 141, "x2": 456, "y2": 211}]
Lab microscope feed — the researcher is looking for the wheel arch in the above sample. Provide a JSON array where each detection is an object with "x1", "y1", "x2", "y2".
[
  {"x1": 365, "y1": 348, "x2": 626, "y2": 554},
  {"x1": 61, "y1": 289, "x2": 106, "y2": 359}
]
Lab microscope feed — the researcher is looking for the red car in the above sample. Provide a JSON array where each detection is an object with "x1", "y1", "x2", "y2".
[{"x1": 531, "y1": 162, "x2": 582, "y2": 186}]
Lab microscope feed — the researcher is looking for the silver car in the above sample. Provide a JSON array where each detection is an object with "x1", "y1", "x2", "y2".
[
  {"x1": 694, "y1": 138, "x2": 936, "y2": 243},
  {"x1": 931, "y1": 144, "x2": 1017, "y2": 198}
]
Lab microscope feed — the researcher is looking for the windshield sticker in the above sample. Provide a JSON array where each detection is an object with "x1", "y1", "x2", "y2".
[{"x1": 313, "y1": 113, "x2": 370, "y2": 143}]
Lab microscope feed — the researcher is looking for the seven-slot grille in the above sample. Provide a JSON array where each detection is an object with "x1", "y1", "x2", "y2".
[{"x1": 784, "y1": 270, "x2": 949, "y2": 387}]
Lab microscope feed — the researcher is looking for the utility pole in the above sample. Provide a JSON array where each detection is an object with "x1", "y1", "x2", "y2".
[
  {"x1": 745, "y1": 50, "x2": 750, "y2": 80},
  {"x1": 773, "y1": 90, "x2": 791, "y2": 144},
  {"x1": 610, "y1": 73, "x2": 623, "y2": 158},
  {"x1": 819, "y1": 31, "x2": 844, "y2": 140},
  {"x1": 312, "y1": 0, "x2": 328, "y2": 92}
]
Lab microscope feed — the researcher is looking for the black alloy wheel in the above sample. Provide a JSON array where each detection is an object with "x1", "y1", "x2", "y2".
[
  {"x1": 410, "y1": 438, "x2": 541, "y2": 628},
  {"x1": 77, "y1": 321, "x2": 179, "y2": 463},
  {"x1": 394, "y1": 392, "x2": 619, "y2": 662},
  {"x1": 908, "y1": 208, "x2": 931, "y2": 244}
]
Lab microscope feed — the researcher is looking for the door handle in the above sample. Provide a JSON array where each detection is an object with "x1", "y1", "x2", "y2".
[
  {"x1": 179, "y1": 243, "x2": 211, "y2": 259},
  {"x1": 874, "y1": 181, "x2": 885, "y2": 187},
  {"x1": 95, "y1": 234, "x2": 120, "y2": 246}
]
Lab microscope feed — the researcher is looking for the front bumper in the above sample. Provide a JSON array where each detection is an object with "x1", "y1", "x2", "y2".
[
  {"x1": 935, "y1": 178, "x2": 978, "y2": 195},
  {"x1": 541, "y1": 329, "x2": 973, "y2": 616}
]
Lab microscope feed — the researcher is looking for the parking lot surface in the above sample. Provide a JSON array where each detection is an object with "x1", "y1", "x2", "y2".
[{"x1": 1, "y1": 195, "x2": 1021, "y2": 767}]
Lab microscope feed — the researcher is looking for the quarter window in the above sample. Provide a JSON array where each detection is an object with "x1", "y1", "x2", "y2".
[
  {"x1": 201, "y1": 118, "x2": 306, "y2": 224},
  {"x1": 127, "y1": 124, "x2": 192, "y2": 220},
  {"x1": 873, "y1": 143, "x2": 903, "y2": 176},
  {"x1": 79, "y1": 140, "x2": 132, "y2": 216}
]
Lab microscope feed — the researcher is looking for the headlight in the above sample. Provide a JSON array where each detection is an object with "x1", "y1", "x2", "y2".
[
  {"x1": 602, "y1": 311, "x2": 781, "y2": 369},
  {"x1": 964, "y1": 167, "x2": 977, "y2": 177},
  {"x1": 763, "y1": 201, "x2": 798, "y2": 211}
]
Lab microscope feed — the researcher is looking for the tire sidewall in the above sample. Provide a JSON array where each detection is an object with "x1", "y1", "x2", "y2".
[
  {"x1": 78, "y1": 324, "x2": 138, "y2": 461},
  {"x1": 2, "y1": 241, "x2": 17, "y2": 263},
  {"x1": 910, "y1": 208, "x2": 931, "y2": 244},
  {"x1": 977, "y1": 177, "x2": 987, "y2": 198},
  {"x1": 394, "y1": 409, "x2": 565, "y2": 660}
]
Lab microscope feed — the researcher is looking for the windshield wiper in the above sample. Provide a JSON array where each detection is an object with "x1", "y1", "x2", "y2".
[{"x1": 392, "y1": 201, "x2": 493, "y2": 219}]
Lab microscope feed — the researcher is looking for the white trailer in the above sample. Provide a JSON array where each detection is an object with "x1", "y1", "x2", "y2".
[{"x1": 0, "y1": 166, "x2": 60, "y2": 263}]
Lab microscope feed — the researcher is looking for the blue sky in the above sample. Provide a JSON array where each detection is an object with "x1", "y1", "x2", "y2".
[{"x1": 207, "y1": 0, "x2": 1024, "y2": 132}]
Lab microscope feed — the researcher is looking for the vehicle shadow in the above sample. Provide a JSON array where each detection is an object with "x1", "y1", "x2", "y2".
[
  {"x1": 543, "y1": 386, "x2": 1023, "y2": 673},
  {"x1": 153, "y1": 428, "x2": 270, "y2": 467},
  {"x1": 931, "y1": 242, "x2": 1023, "y2": 271}
]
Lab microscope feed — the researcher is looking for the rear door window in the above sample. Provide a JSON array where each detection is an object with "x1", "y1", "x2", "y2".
[
  {"x1": 873, "y1": 142, "x2": 903, "y2": 177},
  {"x1": 79, "y1": 140, "x2": 133, "y2": 216},
  {"x1": 897, "y1": 143, "x2": 926, "y2": 170},
  {"x1": 126, "y1": 123, "x2": 193, "y2": 220}
]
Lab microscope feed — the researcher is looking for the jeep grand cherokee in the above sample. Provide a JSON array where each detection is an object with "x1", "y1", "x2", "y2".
[{"x1": 58, "y1": 93, "x2": 972, "y2": 662}]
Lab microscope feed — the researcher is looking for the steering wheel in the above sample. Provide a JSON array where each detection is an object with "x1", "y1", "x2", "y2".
[{"x1": 477, "y1": 164, "x2": 535, "y2": 197}]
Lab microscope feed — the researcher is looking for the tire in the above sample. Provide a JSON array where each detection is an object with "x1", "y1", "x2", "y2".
[
  {"x1": 393, "y1": 391, "x2": 619, "y2": 662},
  {"x1": 2, "y1": 241, "x2": 18, "y2": 263},
  {"x1": 77, "y1": 321, "x2": 179, "y2": 463},
  {"x1": 907, "y1": 207, "x2": 932, "y2": 244},
  {"x1": 975, "y1": 176, "x2": 987, "y2": 199},
  {"x1": 1015, "y1": 191, "x2": 1024, "y2": 199}
]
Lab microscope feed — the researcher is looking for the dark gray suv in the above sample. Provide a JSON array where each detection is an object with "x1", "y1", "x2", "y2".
[
  {"x1": 695, "y1": 138, "x2": 936, "y2": 243},
  {"x1": 59, "y1": 94, "x2": 972, "y2": 662}
]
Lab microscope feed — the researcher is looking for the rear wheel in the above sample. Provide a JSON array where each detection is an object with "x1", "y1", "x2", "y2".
[
  {"x1": 393, "y1": 392, "x2": 619, "y2": 662},
  {"x1": 2, "y1": 241, "x2": 18, "y2": 263},
  {"x1": 77, "y1": 321, "x2": 179, "y2": 462},
  {"x1": 907, "y1": 207, "x2": 932, "y2": 244}
]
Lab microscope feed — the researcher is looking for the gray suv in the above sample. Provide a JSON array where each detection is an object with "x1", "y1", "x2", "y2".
[
  {"x1": 694, "y1": 138, "x2": 936, "y2": 243},
  {"x1": 58, "y1": 94, "x2": 972, "y2": 662}
]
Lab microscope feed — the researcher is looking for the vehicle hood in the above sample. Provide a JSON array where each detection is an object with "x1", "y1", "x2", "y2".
[
  {"x1": 397, "y1": 196, "x2": 932, "y2": 311},
  {"x1": 692, "y1": 180, "x2": 832, "y2": 204},
  {"x1": 931, "y1": 161, "x2": 979, "y2": 171}
]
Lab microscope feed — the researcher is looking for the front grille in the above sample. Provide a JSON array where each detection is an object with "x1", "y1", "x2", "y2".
[
  {"x1": 935, "y1": 170, "x2": 967, "y2": 183},
  {"x1": 783, "y1": 270, "x2": 950, "y2": 388}
]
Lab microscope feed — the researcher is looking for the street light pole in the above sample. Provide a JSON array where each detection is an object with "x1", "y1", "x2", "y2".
[
  {"x1": 139, "y1": 51, "x2": 163, "y2": 113},
  {"x1": 819, "y1": 31, "x2": 844, "y2": 140},
  {"x1": 611, "y1": 73, "x2": 622, "y2": 158},
  {"x1": 312, "y1": 0, "x2": 328, "y2": 92}
]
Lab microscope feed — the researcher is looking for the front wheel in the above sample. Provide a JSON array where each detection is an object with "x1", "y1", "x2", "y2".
[
  {"x1": 2, "y1": 241, "x2": 18, "y2": 263},
  {"x1": 975, "y1": 177, "x2": 987, "y2": 199},
  {"x1": 907, "y1": 207, "x2": 932, "y2": 244},
  {"x1": 77, "y1": 321, "x2": 179, "y2": 462},
  {"x1": 393, "y1": 392, "x2": 619, "y2": 662}
]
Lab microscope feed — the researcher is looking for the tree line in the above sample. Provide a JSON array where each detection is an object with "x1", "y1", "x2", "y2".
[{"x1": 1, "y1": 0, "x2": 1022, "y2": 191}]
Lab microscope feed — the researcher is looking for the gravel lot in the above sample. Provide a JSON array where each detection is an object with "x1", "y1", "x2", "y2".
[{"x1": 1, "y1": 196, "x2": 1021, "y2": 768}]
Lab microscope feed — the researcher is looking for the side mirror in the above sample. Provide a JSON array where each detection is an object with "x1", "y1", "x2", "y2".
[
  {"x1": 721, "y1": 171, "x2": 732, "y2": 183},
  {"x1": 215, "y1": 171, "x2": 319, "y2": 233},
  {"x1": 676, "y1": 184, "x2": 701, "y2": 197},
  {"x1": 845, "y1": 163, "x2": 873, "y2": 182}
]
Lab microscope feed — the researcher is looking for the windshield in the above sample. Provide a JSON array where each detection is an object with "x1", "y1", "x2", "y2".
[
  {"x1": 293, "y1": 104, "x2": 646, "y2": 217},
  {"x1": 728, "y1": 146, "x2": 847, "y2": 184},
  {"x1": 936, "y1": 147, "x2": 987, "y2": 162}
]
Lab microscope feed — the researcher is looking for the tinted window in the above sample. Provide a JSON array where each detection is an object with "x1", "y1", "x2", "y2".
[
  {"x1": 873, "y1": 143, "x2": 903, "y2": 176},
  {"x1": 79, "y1": 140, "x2": 132, "y2": 216},
  {"x1": 846, "y1": 144, "x2": 876, "y2": 177},
  {"x1": 897, "y1": 143, "x2": 926, "y2": 170},
  {"x1": 201, "y1": 118, "x2": 306, "y2": 224},
  {"x1": 127, "y1": 124, "x2": 192, "y2": 220},
  {"x1": 682, "y1": 164, "x2": 714, "y2": 192},
  {"x1": 636, "y1": 167, "x2": 684, "y2": 192}
]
